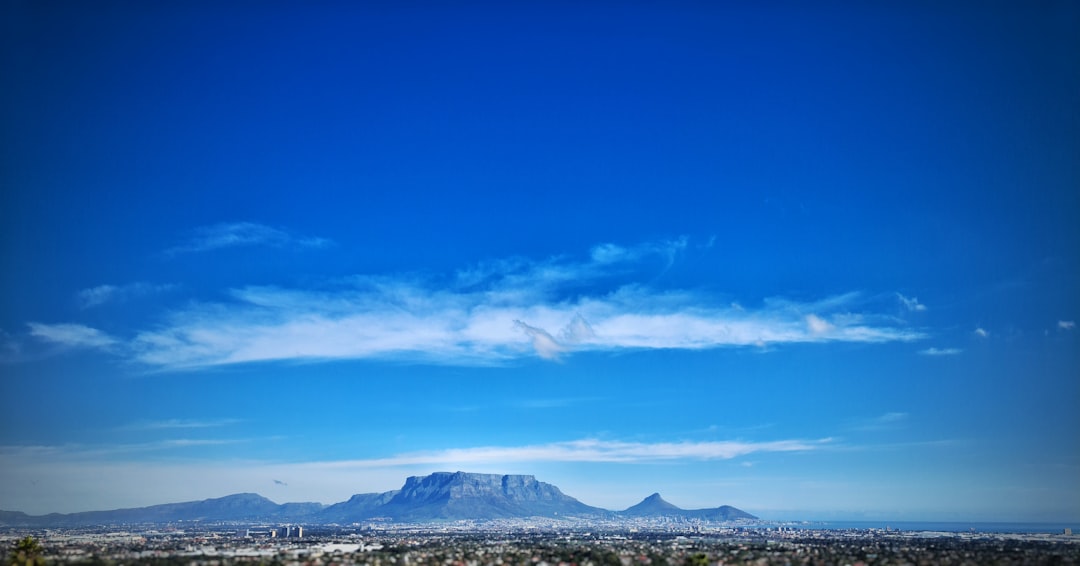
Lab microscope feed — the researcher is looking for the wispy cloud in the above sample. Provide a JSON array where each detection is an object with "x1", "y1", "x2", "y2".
[
  {"x1": 28, "y1": 322, "x2": 118, "y2": 349},
  {"x1": 127, "y1": 286, "x2": 921, "y2": 369},
  {"x1": 872, "y1": 412, "x2": 907, "y2": 424},
  {"x1": 514, "y1": 397, "x2": 601, "y2": 410},
  {"x1": 123, "y1": 418, "x2": 242, "y2": 431},
  {"x1": 0, "y1": 329, "x2": 22, "y2": 361},
  {"x1": 164, "y1": 222, "x2": 331, "y2": 255},
  {"x1": 589, "y1": 237, "x2": 687, "y2": 267},
  {"x1": 0, "y1": 439, "x2": 244, "y2": 461},
  {"x1": 146, "y1": 439, "x2": 242, "y2": 450},
  {"x1": 896, "y1": 293, "x2": 927, "y2": 312},
  {"x1": 919, "y1": 347, "x2": 962, "y2": 356},
  {"x1": 0, "y1": 435, "x2": 829, "y2": 476},
  {"x1": 297, "y1": 438, "x2": 831, "y2": 468},
  {"x1": 805, "y1": 314, "x2": 833, "y2": 335},
  {"x1": 851, "y1": 412, "x2": 908, "y2": 431},
  {"x1": 78, "y1": 285, "x2": 121, "y2": 309},
  {"x1": 513, "y1": 320, "x2": 563, "y2": 360},
  {"x1": 974, "y1": 327, "x2": 989, "y2": 338},
  {"x1": 30, "y1": 240, "x2": 926, "y2": 369},
  {"x1": 78, "y1": 282, "x2": 177, "y2": 309},
  {"x1": 1059, "y1": 320, "x2": 1076, "y2": 330}
]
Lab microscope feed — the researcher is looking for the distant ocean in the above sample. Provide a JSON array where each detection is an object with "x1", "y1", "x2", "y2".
[{"x1": 772, "y1": 521, "x2": 1078, "y2": 534}]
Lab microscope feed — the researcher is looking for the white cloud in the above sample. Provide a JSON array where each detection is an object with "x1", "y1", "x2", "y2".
[
  {"x1": 27, "y1": 323, "x2": 118, "y2": 349},
  {"x1": 852, "y1": 412, "x2": 908, "y2": 431},
  {"x1": 560, "y1": 314, "x2": 596, "y2": 344},
  {"x1": 918, "y1": 347, "x2": 962, "y2": 356},
  {"x1": 514, "y1": 320, "x2": 563, "y2": 360},
  {"x1": 2, "y1": 435, "x2": 823, "y2": 470},
  {"x1": 805, "y1": 314, "x2": 832, "y2": 335},
  {"x1": 78, "y1": 282, "x2": 177, "y2": 308},
  {"x1": 897, "y1": 293, "x2": 927, "y2": 312},
  {"x1": 29, "y1": 240, "x2": 926, "y2": 369},
  {"x1": 974, "y1": 327, "x2": 989, "y2": 338},
  {"x1": 590, "y1": 243, "x2": 632, "y2": 264},
  {"x1": 124, "y1": 418, "x2": 242, "y2": 430},
  {"x1": 318, "y1": 437, "x2": 829, "y2": 468},
  {"x1": 589, "y1": 237, "x2": 687, "y2": 266},
  {"x1": 165, "y1": 222, "x2": 331, "y2": 255},
  {"x1": 1059, "y1": 320, "x2": 1076, "y2": 330},
  {"x1": 78, "y1": 284, "x2": 120, "y2": 308},
  {"x1": 125, "y1": 285, "x2": 920, "y2": 369},
  {"x1": 875, "y1": 412, "x2": 907, "y2": 423}
]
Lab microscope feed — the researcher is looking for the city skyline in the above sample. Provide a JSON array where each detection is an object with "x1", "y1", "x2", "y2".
[{"x1": 2, "y1": 2, "x2": 1078, "y2": 522}]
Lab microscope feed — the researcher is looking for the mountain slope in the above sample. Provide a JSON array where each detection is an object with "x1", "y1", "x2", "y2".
[
  {"x1": 0, "y1": 494, "x2": 325, "y2": 527},
  {"x1": 318, "y1": 490, "x2": 400, "y2": 523}
]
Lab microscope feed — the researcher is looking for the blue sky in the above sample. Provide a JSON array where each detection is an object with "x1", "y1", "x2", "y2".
[{"x1": 1, "y1": 1, "x2": 1078, "y2": 522}]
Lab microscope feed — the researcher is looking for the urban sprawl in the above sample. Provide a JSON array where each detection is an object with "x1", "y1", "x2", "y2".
[{"x1": 4, "y1": 517, "x2": 1079, "y2": 565}]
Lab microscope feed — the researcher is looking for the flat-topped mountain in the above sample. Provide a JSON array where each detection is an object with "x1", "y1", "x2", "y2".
[
  {"x1": 382, "y1": 471, "x2": 603, "y2": 520},
  {"x1": 0, "y1": 471, "x2": 756, "y2": 526}
]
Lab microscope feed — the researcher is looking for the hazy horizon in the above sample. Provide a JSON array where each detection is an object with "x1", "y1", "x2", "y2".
[
  {"x1": 4, "y1": 469, "x2": 1078, "y2": 525},
  {"x1": 2, "y1": 2, "x2": 1077, "y2": 523}
]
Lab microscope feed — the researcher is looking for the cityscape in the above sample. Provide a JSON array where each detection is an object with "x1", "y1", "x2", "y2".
[
  {"x1": 4, "y1": 472, "x2": 1079, "y2": 564},
  {"x1": 5, "y1": 518, "x2": 1079, "y2": 565}
]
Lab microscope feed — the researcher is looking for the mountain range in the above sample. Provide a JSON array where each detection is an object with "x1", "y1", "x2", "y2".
[{"x1": 0, "y1": 471, "x2": 756, "y2": 526}]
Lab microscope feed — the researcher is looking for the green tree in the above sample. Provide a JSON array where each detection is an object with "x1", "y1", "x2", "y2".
[{"x1": 7, "y1": 536, "x2": 44, "y2": 566}]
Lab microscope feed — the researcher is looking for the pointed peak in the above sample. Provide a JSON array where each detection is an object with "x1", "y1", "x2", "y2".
[{"x1": 622, "y1": 492, "x2": 683, "y2": 515}]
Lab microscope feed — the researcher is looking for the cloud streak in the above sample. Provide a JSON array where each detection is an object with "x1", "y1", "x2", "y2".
[
  {"x1": 317, "y1": 438, "x2": 830, "y2": 468},
  {"x1": 78, "y1": 282, "x2": 177, "y2": 309},
  {"x1": 1, "y1": 436, "x2": 826, "y2": 469},
  {"x1": 0, "y1": 439, "x2": 245, "y2": 462},
  {"x1": 896, "y1": 293, "x2": 927, "y2": 312},
  {"x1": 126, "y1": 286, "x2": 921, "y2": 369},
  {"x1": 164, "y1": 222, "x2": 331, "y2": 255},
  {"x1": 32, "y1": 240, "x2": 926, "y2": 369},
  {"x1": 850, "y1": 412, "x2": 909, "y2": 432},
  {"x1": 123, "y1": 418, "x2": 242, "y2": 430},
  {"x1": 28, "y1": 323, "x2": 118, "y2": 350},
  {"x1": 919, "y1": 347, "x2": 962, "y2": 356}
]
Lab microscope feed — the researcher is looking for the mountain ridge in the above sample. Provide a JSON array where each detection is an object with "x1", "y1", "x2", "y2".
[
  {"x1": 622, "y1": 492, "x2": 756, "y2": 521},
  {"x1": 0, "y1": 471, "x2": 757, "y2": 526}
]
